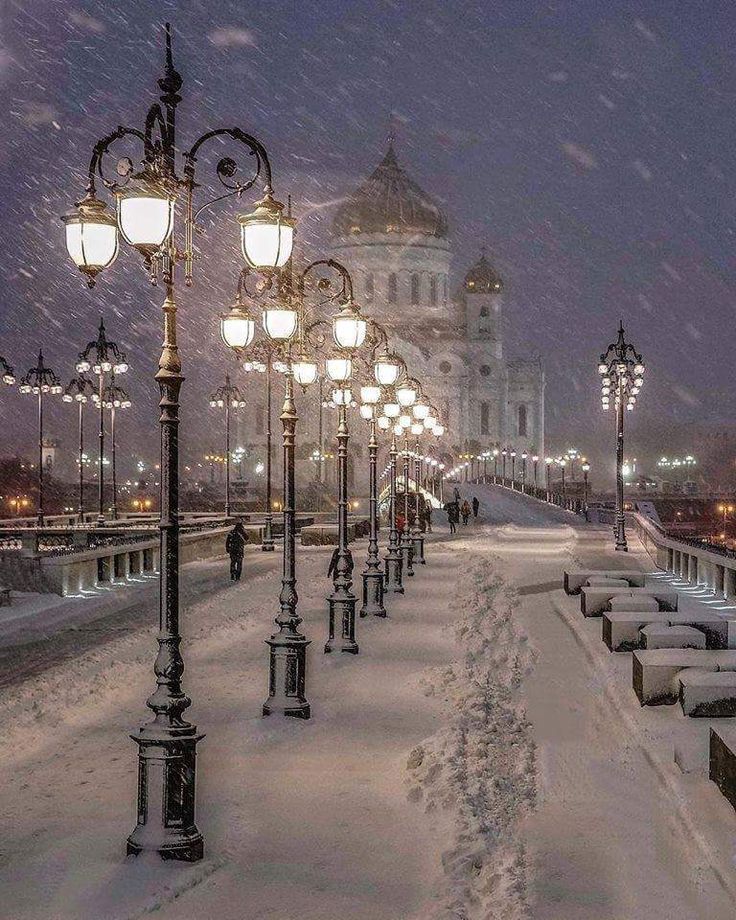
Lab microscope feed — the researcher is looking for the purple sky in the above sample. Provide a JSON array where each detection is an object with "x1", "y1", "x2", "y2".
[{"x1": 0, "y1": 1, "x2": 734, "y2": 480}]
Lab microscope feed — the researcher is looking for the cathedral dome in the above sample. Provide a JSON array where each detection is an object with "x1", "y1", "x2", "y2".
[
  {"x1": 463, "y1": 251, "x2": 503, "y2": 293},
  {"x1": 332, "y1": 145, "x2": 448, "y2": 239}
]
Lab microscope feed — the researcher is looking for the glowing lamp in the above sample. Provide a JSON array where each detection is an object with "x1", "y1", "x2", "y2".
[
  {"x1": 238, "y1": 191, "x2": 295, "y2": 270},
  {"x1": 262, "y1": 306, "x2": 298, "y2": 341},
  {"x1": 220, "y1": 305, "x2": 256, "y2": 350},
  {"x1": 62, "y1": 191, "x2": 118, "y2": 286}
]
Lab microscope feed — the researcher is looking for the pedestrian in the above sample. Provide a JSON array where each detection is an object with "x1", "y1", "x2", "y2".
[
  {"x1": 425, "y1": 503, "x2": 433, "y2": 533},
  {"x1": 461, "y1": 500, "x2": 471, "y2": 525},
  {"x1": 226, "y1": 521, "x2": 247, "y2": 582},
  {"x1": 444, "y1": 500, "x2": 458, "y2": 534},
  {"x1": 453, "y1": 486, "x2": 461, "y2": 503},
  {"x1": 472, "y1": 496, "x2": 480, "y2": 519}
]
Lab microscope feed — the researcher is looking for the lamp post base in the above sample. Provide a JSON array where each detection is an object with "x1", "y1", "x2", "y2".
[
  {"x1": 261, "y1": 516, "x2": 275, "y2": 552},
  {"x1": 401, "y1": 542, "x2": 414, "y2": 577},
  {"x1": 263, "y1": 631, "x2": 311, "y2": 718},
  {"x1": 127, "y1": 723, "x2": 204, "y2": 862},
  {"x1": 412, "y1": 533, "x2": 426, "y2": 565},
  {"x1": 360, "y1": 568, "x2": 386, "y2": 617},
  {"x1": 384, "y1": 553, "x2": 404, "y2": 593},
  {"x1": 325, "y1": 593, "x2": 359, "y2": 653}
]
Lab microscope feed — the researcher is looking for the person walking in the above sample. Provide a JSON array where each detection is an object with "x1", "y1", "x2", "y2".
[
  {"x1": 226, "y1": 521, "x2": 247, "y2": 582},
  {"x1": 472, "y1": 496, "x2": 480, "y2": 519},
  {"x1": 461, "y1": 499, "x2": 471, "y2": 525},
  {"x1": 425, "y1": 503, "x2": 433, "y2": 533},
  {"x1": 444, "y1": 500, "x2": 458, "y2": 534}
]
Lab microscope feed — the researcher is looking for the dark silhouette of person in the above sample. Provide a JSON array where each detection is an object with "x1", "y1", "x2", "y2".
[
  {"x1": 226, "y1": 521, "x2": 247, "y2": 581},
  {"x1": 461, "y1": 500, "x2": 471, "y2": 525},
  {"x1": 472, "y1": 496, "x2": 480, "y2": 519}
]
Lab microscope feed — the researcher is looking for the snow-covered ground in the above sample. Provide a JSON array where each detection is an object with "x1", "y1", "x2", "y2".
[{"x1": 1, "y1": 486, "x2": 736, "y2": 919}]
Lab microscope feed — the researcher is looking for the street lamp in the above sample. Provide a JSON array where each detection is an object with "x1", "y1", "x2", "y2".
[
  {"x1": 510, "y1": 450, "x2": 517, "y2": 490},
  {"x1": 102, "y1": 377, "x2": 131, "y2": 520},
  {"x1": 18, "y1": 351, "x2": 62, "y2": 527},
  {"x1": 599, "y1": 322, "x2": 645, "y2": 552},
  {"x1": 521, "y1": 451, "x2": 528, "y2": 494},
  {"x1": 63, "y1": 374, "x2": 96, "y2": 518},
  {"x1": 76, "y1": 317, "x2": 128, "y2": 525},
  {"x1": 532, "y1": 454, "x2": 539, "y2": 493},
  {"x1": 0, "y1": 355, "x2": 15, "y2": 386},
  {"x1": 582, "y1": 462, "x2": 591, "y2": 516},
  {"x1": 358, "y1": 382, "x2": 386, "y2": 618},
  {"x1": 558, "y1": 458, "x2": 567, "y2": 507},
  {"x1": 209, "y1": 375, "x2": 246, "y2": 517},
  {"x1": 545, "y1": 456, "x2": 553, "y2": 501},
  {"x1": 64, "y1": 24, "x2": 293, "y2": 861},
  {"x1": 380, "y1": 390, "x2": 404, "y2": 595},
  {"x1": 492, "y1": 447, "x2": 499, "y2": 483},
  {"x1": 501, "y1": 447, "x2": 508, "y2": 485}
]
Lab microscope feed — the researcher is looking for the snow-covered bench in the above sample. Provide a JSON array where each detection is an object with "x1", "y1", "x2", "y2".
[
  {"x1": 563, "y1": 569, "x2": 646, "y2": 595},
  {"x1": 641, "y1": 624, "x2": 706, "y2": 651},
  {"x1": 581, "y1": 586, "x2": 678, "y2": 617},
  {"x1": 0, "y1": 585, "x2": 10, "y2": 606},
  {"x1": 602, "y1": 611, "x2": 731, "y2": 652},
  {"x1": 710, "y1": 727, "x2": 736, "y2": 811},
  {"x1": 632, "y1": 649, "x2": 736, "y2": 705},
  {"x1": 679, "y1": 669, "x2": 736, "y2": 716}
]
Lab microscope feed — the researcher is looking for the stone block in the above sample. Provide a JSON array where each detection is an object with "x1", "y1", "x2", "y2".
[
  {"x1": 563, "y1": 569, "x2": 646, "y2": 595},
  {"x1": 581, "y1": 586, "x2": 678, "y2": 617},
  {"x1": 641, "y1": 624, "x2": 707, "y2": 650},
  {"x1": 609, "y1": 594, "x2": 661, "y2": 613},
  {"x1": 710, "y1": 727, "x2": 736, "y2": 811},
  {"x1": 633, "y1": 649, "x2": 736, "y2": 705},
  {"x1": 679, "y1": 669, "x2": 736, "y2": 717}
]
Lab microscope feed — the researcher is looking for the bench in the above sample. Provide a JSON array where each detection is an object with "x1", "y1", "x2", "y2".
[
  {"x1": 0, "y1": 585, "x2": 9, "y2": 606},
  {"x1": 632, "y1": 649, "x2": 736, "y2": 705},
  {"x1": 642, "y1": 624, "x2": 706, "y2": 651},
  {"x1": 710, "y1": 727, "x2": 736, "y2": 811},
  {"x1": 603, "y1": 611, "x2": 732, "y2": 652},
  {"x1": 581, "y1": 587, "x2": 678, "y2": 617},
  {"x1": 564, "y1": 569, "x2": 646, "y2": 595},
  {"x1": 679, "y1": 669, "x2": 736, "y2": 717}
]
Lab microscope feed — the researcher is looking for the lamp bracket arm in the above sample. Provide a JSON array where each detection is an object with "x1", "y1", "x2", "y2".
[{"x1": 88, "y1": 125, "x2": 148, "y2": 195}]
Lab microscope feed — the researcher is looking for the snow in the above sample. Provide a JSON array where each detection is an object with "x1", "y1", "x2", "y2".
[{"x1": 2, "y1": 487, "x2": 736, "y2": 918}]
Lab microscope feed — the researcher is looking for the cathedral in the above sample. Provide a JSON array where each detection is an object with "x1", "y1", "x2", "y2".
[
  {"x1": 233, "y1": 144, "x2": 545, "y2": 495},
  {"x1": 329, "y1": 144, "x2": 545, "y2": 463}
]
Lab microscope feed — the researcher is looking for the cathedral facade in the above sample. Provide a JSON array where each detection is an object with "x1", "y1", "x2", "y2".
[
  {"x1": 232, "y1": 145, "x2": 545, "y2": 497},
  {"x1": 329, "y1": 145, "x2": 545, "y2": 466}
]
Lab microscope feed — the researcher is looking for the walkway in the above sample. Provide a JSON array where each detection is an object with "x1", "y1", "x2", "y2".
[{"x1": 1, "y1": 488, "x2": 735, "y2": 919}]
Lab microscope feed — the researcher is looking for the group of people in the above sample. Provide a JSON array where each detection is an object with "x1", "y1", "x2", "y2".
[{"x1": 443, "y1": 489, "x2": 480, "y2": 533}]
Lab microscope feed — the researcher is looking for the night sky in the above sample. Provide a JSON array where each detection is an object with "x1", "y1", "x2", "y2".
[{"x1": 1, "y1": 1, "x2": 735, "y2": 480}]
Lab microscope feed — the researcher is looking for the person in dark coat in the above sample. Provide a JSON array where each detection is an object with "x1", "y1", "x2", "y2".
[
  {"x1": 444, "y1": 501, "x2": 459, "y2": 534},
  {"x1": 472, "y1": 496, "x2": 480, "y2": 519},
  {"x1": 226, "y1": 521, "x2": 247, "y2": 581},
  {"x1": 461, "y1": 500, "x2": 471, "y2": 525},
  {"x1": 425, "y1": 504, "x2": 433, "y2": 533}
]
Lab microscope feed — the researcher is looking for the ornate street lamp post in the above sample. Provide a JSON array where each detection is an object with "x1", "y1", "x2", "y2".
[
  {"x1": 412, "y1": 433, "x2": 427, "y2": 564},
  {"x1": 19, "y1": 351, "x2": 62, "y2": 527},
  {"x1": 76, "y1": 318, "x2": 128, "y2": 525},
  {"x1": 358, "y1": 385, "x2": 387, "y2": 617},
  {"x1": 510, "y1": 450, "x2": 517, "y2": 490},
  {"x1": 64, "y1": 24, "x2": 294, "y2": 861},
  {"x1": 492, "y1": 447, "x2": 499, "y2": 484},
  {"x1": 501, "y1": 447, "x2": 508, "y2": 485},
  {"x1": 63, "y1": 374, "x2": 96, "y2": 517},
  {"x1": 102, "y1": 377, "x2": 131, "y2": 520},
  {"x1": 532, "y1": 454, "x2": 539, "y2": 494},
  {"x1": 545, "y1": 456, "x2": 553, "y2": 502},
  {"x1": 521, "y1": 451, "x2": 527, "y2": 493},
  {"x1": 599, "y1": 323, "x2": 645, "y2": 552},
  {"x1": 209, "y1": 374, "x2": 246, "y2": 517},
  {"x1": 582, "y1": 462, "x2": 590, "y2": 517}
]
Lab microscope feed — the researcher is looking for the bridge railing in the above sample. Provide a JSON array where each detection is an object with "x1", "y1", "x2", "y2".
[{"x1": 459, "y1": 474, "x2": 587, "y2": 516}]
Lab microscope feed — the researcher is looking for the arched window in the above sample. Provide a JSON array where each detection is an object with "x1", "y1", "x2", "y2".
[
  {"x1": 410, "y1": 274, "x2": 420, "y2": 305},
  {"x1": 430, "y1": 275, "x2": 437, "y2": 305},
  {"x1": 388, "y1": 273, "x2": 397, "y2": 304},
  {"x1": 480, "y1": 401, "x2": 490, "y2": 436},
  {"x1": 364, "y1": 273, "x2": 374, "y2": 301},
  {"x1": 517, "y1": 405, "x2": 528, "y2": 438}
]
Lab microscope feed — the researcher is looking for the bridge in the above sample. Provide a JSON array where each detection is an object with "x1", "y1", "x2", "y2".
[{"x1": 2, "y1": 484, "x2": 736, "y2": 919}]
